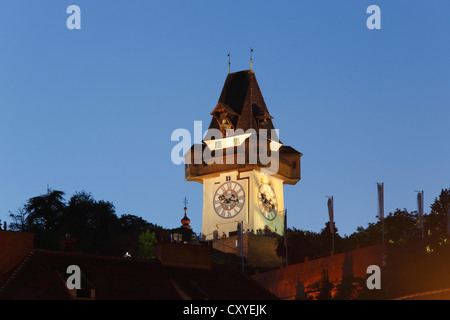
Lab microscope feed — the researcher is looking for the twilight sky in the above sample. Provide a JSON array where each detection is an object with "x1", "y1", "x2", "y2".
[{"x1": 0, "y1": 0, "x2": 449, "y2": 236}]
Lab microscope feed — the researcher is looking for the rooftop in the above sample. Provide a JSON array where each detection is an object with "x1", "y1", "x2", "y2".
[{"x1": 0, "y1": 243, "x2": 278, "y2": 300}]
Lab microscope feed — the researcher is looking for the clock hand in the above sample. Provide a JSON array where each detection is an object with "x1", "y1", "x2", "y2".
[
  {"x1": 260, "y1": 193, "x2": 266, "y2": 202},
  {"x1": 224, "y1": 195, "x2": 237, "y2": 204}
]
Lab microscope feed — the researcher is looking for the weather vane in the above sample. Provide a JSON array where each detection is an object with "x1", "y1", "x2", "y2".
[
  {"x1": 228, "y1": 52, "x2": 231, "y2": 74},
  {"x1": 183, "y1": 196, "x2": 188, "y2": 209},
  {"x1": 250, "y1": 47, "x2": 253, "y2": 72}
]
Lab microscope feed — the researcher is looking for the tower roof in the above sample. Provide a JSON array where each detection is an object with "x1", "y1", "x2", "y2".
[
  {"x1": 208, "y1": 70, "x2": 277, "y2": 138},
  {"x1": 185, "y1": 69, "x2": 302, "y2": 185},
  {"x1": 181, "y1": 207, "x2": 191, "y2": 229}
]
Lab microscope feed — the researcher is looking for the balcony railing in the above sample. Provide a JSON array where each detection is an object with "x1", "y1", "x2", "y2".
[{"x1": 185, "y1": 143, "x2": 301, "y2": 184}]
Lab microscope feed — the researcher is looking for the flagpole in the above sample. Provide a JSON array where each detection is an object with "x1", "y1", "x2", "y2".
[
  {"x1": 331, "y1": 196, "x2": 334, "y2": 253},
  {"x1": 382, "y1": 183, "x2": 384, "y2": 244},
  {"x1": 284, "y1": 209, "x2": 288, "y2": 267},
  {"x1": 238, "y1": 221, "x2": 244, "y2": 273},
  {"x1": 377, "y1": 182, "x2": 384, "y2": 244},
  {"x1": 421, "y1": 190, "x2": 424, "y2": 239},
  {"x1": 415, "y1": 190, "x2": 424, "y2": 239}
]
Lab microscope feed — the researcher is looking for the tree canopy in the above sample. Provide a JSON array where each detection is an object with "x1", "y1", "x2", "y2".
[{"x1": 9, "y1": 189, "x2": 169, "y2": 256}]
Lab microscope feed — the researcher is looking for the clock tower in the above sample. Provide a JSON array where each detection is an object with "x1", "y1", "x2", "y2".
[{"x1": 185, "y1": 69, "x2": 302, "y2": 241}]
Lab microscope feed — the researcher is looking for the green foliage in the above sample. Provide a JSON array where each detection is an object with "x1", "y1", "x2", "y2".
[{"x1": 138, "y1": 229, "x2": 157, "y2": 259}]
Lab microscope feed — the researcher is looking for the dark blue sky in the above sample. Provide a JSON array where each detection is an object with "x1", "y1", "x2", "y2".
[{"x1": 1, "y1": 1, "x2": 449, "y2": 236}]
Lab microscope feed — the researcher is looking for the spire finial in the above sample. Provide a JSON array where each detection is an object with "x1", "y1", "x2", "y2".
[
  {"x1": 183, "y1": 196, "x2": 188, "y2": 211},
  {"x1": 228, "y1": 52, "x2": 231, "y2": 74},
  {"x1": 250, "y1": 48, "x2": 253, "y2": 72}
]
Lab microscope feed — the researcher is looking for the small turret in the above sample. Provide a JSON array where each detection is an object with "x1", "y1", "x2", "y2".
[{"x1": 181, "y1": 197, "x2": 191, "y2": 229}]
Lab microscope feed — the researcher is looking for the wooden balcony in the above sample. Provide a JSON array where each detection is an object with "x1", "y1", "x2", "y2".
[{"x1": 184, "y1": 143, "x2": 301, "y2": 185}]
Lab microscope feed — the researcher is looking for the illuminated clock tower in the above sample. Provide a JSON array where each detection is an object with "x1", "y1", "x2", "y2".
[{"x1": 185, "y1": 69, "x2": 302, "y2": 241}]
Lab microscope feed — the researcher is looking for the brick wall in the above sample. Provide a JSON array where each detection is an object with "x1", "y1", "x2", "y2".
[
  {"x1": 0, "y1": 231, "x2": 34, "y2": 276},
  {"x1": 251, "y1": 243, "x2": 386, "y2": 299}
]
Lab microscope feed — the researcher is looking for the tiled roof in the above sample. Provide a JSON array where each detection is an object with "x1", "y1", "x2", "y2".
[
  {"x1": 208, "y1": 70, "x2": 277, "y2": 140},
  {"x1": 0, "y1": 248, "x2": 278, "y2": 300}
]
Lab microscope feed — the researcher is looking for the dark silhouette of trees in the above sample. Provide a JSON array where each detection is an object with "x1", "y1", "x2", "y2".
[
  {"x1": 304, "y1": 269, "x2": 334, "y2": 300},
  {"x1": 430, "y1": 188, "x2": 450, "y2": 216},
  {"x1": 25, "y1": 189, "x2": 65, "y2": 232},
  {"x1": 277, "y1": 222, "x2": 341, "y2": 265},
  {"x1": 8, "y1": 189, "x2": 66, "y2": 249},
  {"x1": 8, "y1": 207, "x2": 27, "y2": 233},
  {"x1": 8, "y1": 189, "x2": 170, "y2": 256}
]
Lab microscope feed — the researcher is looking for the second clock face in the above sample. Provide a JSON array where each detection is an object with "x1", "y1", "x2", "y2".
[
  {"x1": 213, "y1": 181, "x2": 245, "y2": 219},
  {"x1": 258, "y1": 183, "x2": 278, "y2": 221}
]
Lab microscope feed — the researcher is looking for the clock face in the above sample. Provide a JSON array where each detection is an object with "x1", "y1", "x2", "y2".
[
  {"x1": 213, "y1": 181, "x2": 245, "y2": 219},
  {"x1": 258, "y1": 183, "x2": 278, "y2": 221}
]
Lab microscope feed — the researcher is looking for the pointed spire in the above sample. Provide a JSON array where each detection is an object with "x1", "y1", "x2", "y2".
[{"x1": 228, "y1": 52, "x2": 231, "y2": 74}]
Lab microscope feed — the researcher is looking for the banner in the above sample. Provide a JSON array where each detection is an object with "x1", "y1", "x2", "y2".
[
  {"x1": 417, "y1": 191, "x2": 424, "y2": 235},
  {"x1": 377, "y1": 183, "x2": 384, "y2": 220},
  {"x1": 327, "y1": 196, "x2": 334, "y2": 234}
]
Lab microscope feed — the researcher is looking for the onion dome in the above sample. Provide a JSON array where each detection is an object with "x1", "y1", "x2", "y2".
[{"x1": 181, "y1": 207, "x2": 191, "y2": 229}]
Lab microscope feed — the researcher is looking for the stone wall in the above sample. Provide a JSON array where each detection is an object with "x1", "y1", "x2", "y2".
[{"x1": 251, "y1": 243, "x2": 386, "y2": 299}]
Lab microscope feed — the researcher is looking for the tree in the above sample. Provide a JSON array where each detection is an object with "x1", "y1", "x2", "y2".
[
  {"x1": 7, "y1": 189, "x2": 170, "y2": 256},
  {"x1": 59, "y1": 191, "x2": 121, "y2": 254},
  {"x1": 17, "y1": 189, "x2": 67, "y2": 249},
  {"x1": 24, "y1": 189, "x2": 66, "y2": 232},
  {"x1": 384, "y1": 209, "x2": 419, "y2": 245},
  {"x1": 305, "y1": 269, "x2": 334, "y2": 300},
  {"x1": 333, "y1": 276, "x2": 365, "y2": 300},
  {"x1": 320, "y1": 221, "x2": 340, "y2": 254},
  {"x1": 61, "y1": 191, "x2": 95, "y2": 238},
  {"x1": 426, "y1": 188, "x2": 450, "y2": 237},
  {"x1": 138, "y1": 229, "x2": 157, "y2": 259},
  {"x1": 430, "y1": 188, "x2": 450, "y2": 216},
  {"x1": 115, "y1": 214, "x2": 165, "y2": 257},
  {"x1": 276, "y1": 228, "x2": 321, "y2": 265},
  {"x1": 8, "y1": 207, "x2": 27, "y2": 232}
]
